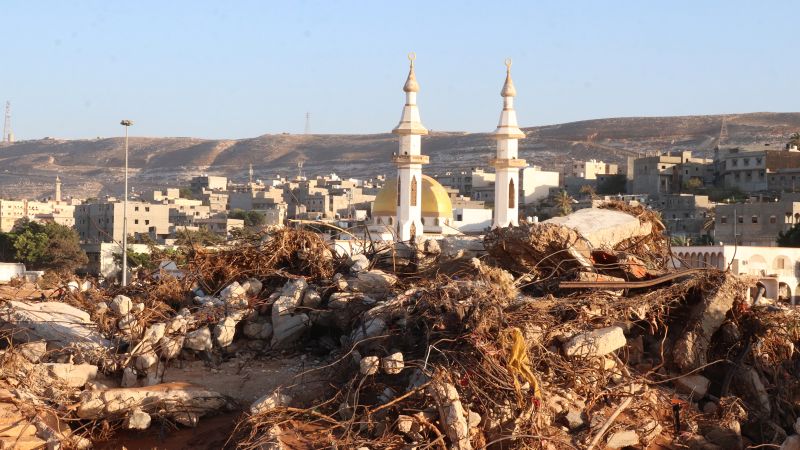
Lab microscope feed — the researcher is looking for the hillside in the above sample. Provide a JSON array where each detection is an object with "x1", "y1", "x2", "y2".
[{"x1": 0, "y1": 112, "x2": 798, "y2": 199}]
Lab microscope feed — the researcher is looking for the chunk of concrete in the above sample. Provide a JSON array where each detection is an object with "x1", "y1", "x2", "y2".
[
  {"x1": 674, "y1": 374, "x2": 710, "y2": 398},
  {"x1": 241, "y1": 278, "x2": 263, "y2": 296},
  {"x1": 270, "y1": 314, "x2": 310, "y2": 349},
  {"x1": 142, "y1": 322, "x2": 166, "y2": 344},
  {"x1": 243, "y1": 321, "x2": 273, "y2": 340},
  {"x1": 349, "y1": 254, "x2": 370, "y2": 273},
  {"x1": 158, "y1": 336, "x2": 184, "y2": 360},
  {"x1": 44, "y1": 363, "x2": 98, "y2": 388},
  {"x1": 125, "y1": 408, "x2": 151, "y2": 430},
  {"x1": 185, "y1": 327, "x2": 213, "y2": 352},
  {"x1": 250, "y1": 391, "x2": 292, "y2": 415},
  {"x1": 302, "y1": 290, "x2": 322, "y2": 309},
  {"x1": 563, "y1": 326, "x2": 626, "y2": 358},
  {"x1": 110, "y1": 295, "x2": 133, "y2": 315},
  {"x1": 353, "y1": 270, "x2": 398, "y2": 298},
  {"x1": 360, "y1": 356, "x2": 379, "y2": 375},
  {"x1": 0, "y1": 301, "x2": 111, "y2": 351},
  {"x1": 544, "y1": 208, "x2": 652, "y2": 250},
  {"x1": 17, "y1": 341, "x2": 47, "y2": 363},
  {"x1": 381, "y1": 352, "x2": 404, "y2": 375},
  {"x1": 606, "y1": 430, "x2": 639, "y2": 449},
  {"x1": 214, "y1": 317, "x2": 237, "y2": 348},
  {"x1": 220, "y1": 282, "x2": 248, "y2": 309},
  {"x1": 134, "y1": 351, "x2": 159, "y2": 371}
]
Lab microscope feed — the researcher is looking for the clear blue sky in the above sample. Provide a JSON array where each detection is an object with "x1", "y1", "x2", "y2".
[{"x1": 2, "y1": 1, "x2": 798, "y2": 140}]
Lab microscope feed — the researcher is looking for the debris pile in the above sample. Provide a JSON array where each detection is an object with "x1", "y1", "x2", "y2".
[{"x1": 0, "y1": 204, "x2": 798, "y2": 449}]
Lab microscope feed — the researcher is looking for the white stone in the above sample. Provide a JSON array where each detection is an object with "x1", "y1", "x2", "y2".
[
  {"x1": 80, "y1": 280, "x2": 93, "y2": 292},
  {"x1": 302, "y1": 290, "x2": 322, "y2": 308},
  {"x1": 241, "y1": 278, "x2": 263, "y2": 296},
  {"x1": 606, "y1": 430, "x2": 639, "y2": 449},
  {"x1": 44, "y1": 363, "x2": 98, "y2": 388},
  {"x1": 397, "y1": 414, "x2": 415, "y2": 434},
  {"x1": 17, "y1": 341, "x2": 47, "y2": 363},
  {"x1": 134, "y1": 351, "x2": 158, "y2": 371},
  {"x1": 132, "y1": 302, "x2": 145, "y2": 313},
  {"x1": 349, "y1": 254, "x2": 370, "y2": 273},
  {"x1": 674, "y1": 374, "x2": 710, "y2": 398},
  {"x1": 158, "y1": 336, "x2": 184, "y2": 359},
  {"x1": 66, "y1": 281, "x2": 80, "y2": 292},
  {"x1": 184, "y1": 327, "x2": 213, "y2": 351},
  {"x1": 0, "y1": 300, "x2": 111, "y2": 351},
  {"x1": 117, "y1": 314, "x2": 137, "y2": 334},
  {"x1": 166, "y1": 316, "x2": 187, "y2": 334},
  {"x1": 126, "y1": 408, "x2": 151, "y2": 430},
  {"x1": 563, "y1": 326, "x2": 626, "y2": 358},
  {"x1": 94, "y1": 302, "x2": 108, "y2": 314},
  {"x1": 354, "y1": 270, "x2": 398, "y2": 297},
  {"x1": 220, "y1": 282, "x2": 249, "y2": 309},
  {"x1": 250, "y1": 391, "x2": 292, "y2": 414},
  {"x1": 271, "y1": 314, "x2": 310, "y2": 349},
  {"x1": 360, "y1": 356, "x2": 379, "y2": 375},
  {"x1": 544, "y1": 209, "x2": 653, "y2": 251},
  {"x1": 110, "y1": 295, "x2": 133, "y2": 315},
  {"x1": 243, "y1": 321, "x2": 273, "y2": 340},
  {"x1": 121, "y1": 367, "x2": 138, "y2": 387},
  {"x1": 381, "y1": 352, "x2": 404, "y2": 374},
  {"x1": 142, "y1": 322, "x2": 166, "y2": 344},
  {"x1": 214, "y1": 317, "x2": 238, "y2": 348}
]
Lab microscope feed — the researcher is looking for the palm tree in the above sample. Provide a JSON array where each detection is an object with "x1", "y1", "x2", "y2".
[
  {"x1": 555, "y1": 190, "x2": 574, "y2": 216},
  {"x1": 787, "y1": 132, "x2": 800, "y2": 150}
]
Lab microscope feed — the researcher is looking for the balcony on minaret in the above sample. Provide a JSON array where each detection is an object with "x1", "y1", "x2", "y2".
[{"x1": 393, "y1": 154, "x2": 430, "y2": 165}]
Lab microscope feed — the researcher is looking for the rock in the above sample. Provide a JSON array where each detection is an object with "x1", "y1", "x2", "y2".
[
  {"x1": 185, "y1": 327, "x2": 213, "y2": 352},
  {"x1": 142, "y1": 323, "x2": 166, "y2": 344},
  {"x1": 564, "y1": 409, "x2": 585, "y2": 430},
  {"x1": 440, "y1": 236, "x2": 485, "y2": 260},
  {"x1": 354, "y1": 270, "x2": 398, "y2": 298},
  {"x1": 674, "y1": 374, "x2": 710, "y2": 398},
  {"x1": 467, "y1": 409, "x2": 481, "y2": 429},
  {"x1": 782, "y1": 435, "x2": 800, "y2": 450},
  {"x1": 704, "y1": 426, "x2": 743, "y2": 450},
  {"x1": 67, "y1": 281, "x2": 80, "y2": 292},
  {"x1": 606, "y1": 429, "x2": 639, "y2": 449},
  {"x1": 220, "y1": 282, "x2": 248, "y2": 309},
  {"x1": 80, "y1": 280, "x2": 93, "y2": 292},
  {"x1": 250, "y1": 391, "x2": 292, "y2": 414},
  {"x1": 243, "y1": 321, "x2": 273, "y2": 340},
  {"x1": 422, "y1": 238, "x2": 441, "y2": 255},
  {"x1": 76, "y1": 383, "x2": 230, "y2": 422},
  {"x1": 121, "y1": 367, "x2": 138, "y2": 387},
  {"x1": 241, "y1": 278, "x2": 263, "y2": 296},
  {"x1": 132, "y1": 302, "x2": 144, "y2": 313},
  {"x1": 381, "y1": 352, "x2": 404, "y2": 374},
  {"x1": 360, "y1": 356, "x2": 379, "y2": 375},
  {"x1": 545, "y1": 208, "x2": 653, "y2": 252},
  {"x1": 272, "y1": 279, "x2": 308, "y2": 318},
  {"x1": 350, "y1": 317, "x2": 387, "y2": 344},
  {"x1": 0, "y1": 300, "x2": 111, "y2": 351},
  {"x1": 110, "y1": 295, "x2": 132, "y2": 315},
  {"x1": 427, "y1": 381, "x2": 471, "y2": 450},
  {"x1": 333, "y1": 273, "x2": 349, "y2": 290},
  {"x1": 17, "y1": 341, "x2": 47, "y2": 363},
  {"x1": 270, "y1": 314, "x2": 310, "y2": 349},
  {"x1": 673, "y1": 274, "x2": 746, "y2": 372},
  {"x1": 214, "y1": 317, "x2": 238, "y2": 348},
  {"x1": 703, "y1": 401, "x2": 719, "y2": 415},
  {"x1": 396, "y1": 414, "x2": 415, "y2": 434},
  {"x1": 349, "y1": 254, "x2": 370, "y2": 273},
  {"x1": 734, "y1": 366, "x2": 771, "y2": 416},
  {"x1": 44, "y1": 363, "x2": 98, "y2": 388},
  {"x1": 94, "y1": 302, "x2": 108, "y2": 314},
  {"x1": 125, "y1": 408, "x2": 151, "y2": 430},
  {"x1": 143, "y1": 364, "x2": 165, "y2": 387},
  {"x1": 117, "y1": 314, "x2": 137, "y2": 334},
  {"x1": 166, "y1": 316, "x2": 187, "y2": 334},
  {"x1": 134, "y1": 351, "x2": 158, "y2": 371},
  {"x1": 157, "y1": 336, "x2": 183, "y2": 359},
  {"x1": 563, "y1": 326, "x2": 626, "y2": 358},
  {"x1": 302, "y1": 290, "x2": 322, "y2": 308}
]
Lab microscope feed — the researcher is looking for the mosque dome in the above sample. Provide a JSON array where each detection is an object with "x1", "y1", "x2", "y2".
[{"x1": 373, "y1": 175, "x2": 453, "y2": 219}]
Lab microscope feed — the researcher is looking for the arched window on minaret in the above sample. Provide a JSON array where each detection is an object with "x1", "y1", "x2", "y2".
[
  {"x1": 410, "y1": 176, "x2": 418, "y2": 207},
  {"x1": 397, "y1": 179, "x2": 401, "y2": 206},
  {"x1": 508, "y1": 179, "x2": 516, "y2": 209}
]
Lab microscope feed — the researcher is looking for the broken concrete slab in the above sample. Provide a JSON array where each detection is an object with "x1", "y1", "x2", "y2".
[
  {"x1": 270, "y1": 314, "x2": 310, "y2": 349},
  {"x1": 214, "y1": 317, "x2": 238, "y2": 348},
  {"x1": 0, "y1": 301, "x2": 111, "y2": 351},
  {"x1": 125, "y1": 408, "x2": 151, "y2": 430},
  {"x1": 544, "y1": 208, "x2": 652, "y2": 251},
  {"x1": 563, "y1": 326, "x2": 626, "y2": 358},
  {"x1": 110, "y1": 295, "x2": 133, "y2": 315},
  {"x1": 674, "y1": 374, "x2": 710, "y2": 398},
  {"x1": 250, "y1": 391, "x2": 292, "y2": 415},
  {"x1": 606, "y1": 429, "x2": 639, "y2": 448},
  {"x1": 353, "y1": 270, "x2": 398, "y2": 298},
  {"x1": 43, "y1": 363, "x2": 98, "y2": 388},
  {"x1": 184, "y1": 327, "x2": 213, "y2": 352}
]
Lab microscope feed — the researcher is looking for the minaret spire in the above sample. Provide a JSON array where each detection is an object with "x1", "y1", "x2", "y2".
[
  {"x1": 392, "y1": 53, "x2": 429, "y2": 242},
  {"x1": 492, "y1": 58, "x2": 527, "y2": 228},
  {"x1": 55, "y1": 175, "x2": 62, "y2": 203}
]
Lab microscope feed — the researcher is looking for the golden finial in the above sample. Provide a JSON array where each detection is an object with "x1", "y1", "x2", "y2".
[
  {"x1": 501, "y1": 57, "x2": 516, "y2": 97},
  {"x1": 505, "y1": 58, "x2": 512, "y2": 71},
  {"x1": 403, "y1": 52, "x2": 419, "y2": 93}
]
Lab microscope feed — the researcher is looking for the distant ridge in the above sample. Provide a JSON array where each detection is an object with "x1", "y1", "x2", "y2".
[{"x1": 0, "y1": 112, "x2": 798, "y2": 199}]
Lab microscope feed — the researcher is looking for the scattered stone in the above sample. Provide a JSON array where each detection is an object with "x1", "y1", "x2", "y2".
[
  {"x1": 132, "y1": 302, "x2": 145, "y2": 313},
  {"x1": 121, "y1": 367, "x2": 138, "y2": 387},
  {"x1": 220, "y1": 282, "x2": 249, "y2": 309},
  {"x1": 117, "y1": 314, "x2": 137, "y2": 334},
  {"x1": 110, "y1": 296, "x2": 133, "y2": 315},
  {"x1": 250, "y1": 391, "x2": 292, "y2": 414},
  {"x1": 271, "y1": 314, "x2": 310, "y2": 349},
  {"x1": 17, "y1": 341, "x2": 47, "y2": 363},
  {"x1": 674, "y1": 374, "x2": 711, "y2": 398},
  {"x1": 125, "y1": 408, "x2": 151, "y2": 430},
  {"x1": 142, "y1": 323, "x2": 166, "y2": 344},
  {"x1": 381, "y1": 352, "x2": 404, "y2": 374},
  {"x1": 167, "y1": 316, "x2": 187, "y2": 334},
  {"x1": 243, "y1": 321, "x2": 273, "y2": 340},
  {"x1": 354, "y1": 270, "x2": 398, "y2": 298},
  {"x1": 185, "y1": 327, "x2": 213, "y2": 352},
  {"x1": 44, "y1": 363, "x2": 98, "y2": 388},
  {"x1": 360, "y1": 356, "x2": 379, "y2": 375},
  {"x1": 94, "y1": 302, "x2": 108, "y2": 314},
  {"x1": 563, "y1": 326, "x2": 626, "y2": 358},
  {"x1": 134, "y1": 351, "x2": 158, "y2": 371},
  {"x1": 302, "y1": 290, "x2": 322, "y2": 308},
  {"x1": 214, "y1": 317, "x2": 238, "y2": 348},
  {"x1": 349, "y1": 254, "x2": 370, "y2": 273},
  {"x1": 0, "y1": 300, "x2": 111, "y2": 351},
  {"x1": 564, "y1": 409, "x2": 585, "y2": 430},
  {"x1": 241, "y1": 278, "x2": 263, "y2": 296},
  {"x1": 606, "y1": 429, "x2": 639, "y2": 449},
  {"x1": 396, "y1": 414, "x2": 415, "y2": 434}
]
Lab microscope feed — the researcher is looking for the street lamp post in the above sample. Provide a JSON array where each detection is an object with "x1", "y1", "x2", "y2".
[{"x1": 120, "y1": 119, "x2": 133, "y2": 286}]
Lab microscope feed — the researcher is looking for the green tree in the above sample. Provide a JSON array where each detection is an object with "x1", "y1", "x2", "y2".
[
  {"x1": 787, "y1": 132, "x2": 800, "y2": 150},
  {"x1": 555, "y1": 190, "x2": 574, "y2": 216},
  {"x1": 179, "y1": 187, "x2": 195, "y2": 200},
  {"x1": 0, "y1": 219, "x2": 87, "y2": 273},
  {"x1": 682, "y1": 177, "x2": 703, "y2": 193},
  {"x1": 12, "y1": 229, "x2": 49, "y2": 266},
  {"x1": 113, "y1": 250, "x2": 155, "y2": 270},
  {"x1": 579, "y1": 184, "x2": 597, "y2": 200},
  {"x1": 777, "y1": 223, "x2": 800, "y2": 247},
  {"x1": 228, "y1": 209, "x2": 266, "y2": 227}
]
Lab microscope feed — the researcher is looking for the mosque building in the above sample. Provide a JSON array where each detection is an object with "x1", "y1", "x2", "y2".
[{"x1": 368, "y1": 54, "x2": 528, "y2": 242}]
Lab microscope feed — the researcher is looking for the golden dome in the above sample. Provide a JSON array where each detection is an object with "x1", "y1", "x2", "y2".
[{"x1": 373, "y1": 175, "x2": 453, "y2": 218}]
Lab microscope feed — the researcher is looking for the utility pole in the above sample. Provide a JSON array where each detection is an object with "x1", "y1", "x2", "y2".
[
  {"x1": 2, "y1": 101, "x2": 12, "y2": 143},
  {"x1": 120, "y1": 119, "x2": 134, "y2": 286}
]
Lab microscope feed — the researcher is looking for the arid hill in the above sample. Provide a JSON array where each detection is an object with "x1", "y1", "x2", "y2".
[{"x1": 0, "y1": 112, "x2": 798, "y2": 199}]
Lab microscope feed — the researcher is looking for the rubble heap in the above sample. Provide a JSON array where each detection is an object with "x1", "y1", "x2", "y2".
[{"x1": 0, "y1": 205, "x2": 798, "y2": 449}]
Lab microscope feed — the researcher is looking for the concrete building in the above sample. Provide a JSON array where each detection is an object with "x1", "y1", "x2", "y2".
[
  {"x1": 372, "y1": 175, "x2": 455, "y2": 238},
  {"x1": 565, "y1": 159, "x2": 618, "y2": 180},
  {"x1": 654, "y1": 194, "x2": 713, "y2": 241},
  {"x1": 82, "y1": 242, "x2": 151, "y2": 279},
  {"x1": 391, "y1": 54, "x2": 429, "y2": 241},
  {"x1": 196, "y1": 215, "x2": 244, "y2": 237},
  {"x1": 491, "y1": 59, "x2": 527, "y2": 228},
  {"x1": 190, "y1": 175, "x2": 228, "y2": 194},
  {"x1": 714, "y1": 197, "x2": 800, "y2": 246},
  {"x1": 718, "y1": 146, "x2": 800, "y2": 192},
  {"x1": 75, "y1": 201, "x2": 171, "y2": 243},
  {"x1": 631, "y1": 151, "x2": 712, "y2": 196},
  {"x1": 520, "y1": 166, "x2": 559, "y2": 204},
  {"x1": 434, "y1": 168, "x2": 495, "y2": 197},
  {"x1": 672, "y1": 245, "x2": 800, "y2": 303}
]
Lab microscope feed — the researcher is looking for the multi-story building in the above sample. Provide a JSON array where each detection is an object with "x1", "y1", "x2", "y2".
[
  {"x1": 190, "y1": 175, "x2": 228, "y2": 194},
  {"x1": 714, "y1": 196, "x2": 800, "y2": 246},
  {"x1": 565, "y1": 159, "x2": 618, "y2": 180},
  {"x1": 74, "y1": 201, "x2": 171, "y2": 243},
  {"x1": 631, "y1": 151, "x2": 712, "y2": 196},
  {"x1": 654, "y1": 194, "x2": 713, "y2": 240},
  {"x1": 520, "y1": 166, "x2": 560, "y2": 204},
  {"x1": 196, "y1": 215, "x2": 244, "y2": 237},
  {"x1": 434, "y1": 168, "x2": 495, "y2": 197},
  {"x1": 718, "y1": 146, "x2": 800, "y2": 192}
]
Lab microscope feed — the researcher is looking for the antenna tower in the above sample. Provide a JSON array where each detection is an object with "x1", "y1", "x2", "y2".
[
  {"x1": 717, "y1": 116, "x2": 728, "y2": 150},
  {"x1": 297, "y1": 160, "x2": 304, "y2": 179},
  {"x1": 2, "y1": 101, "x2": 11, "y2": 143},
  {"x1": 304, "y1": 112, "x2": 311, "y2": 135}
]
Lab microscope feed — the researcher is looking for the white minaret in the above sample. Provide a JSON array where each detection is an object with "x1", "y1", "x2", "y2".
[
  {"x1": 392, "y1": 53, "x2": 429, "y2": 242},
  {"x1": 55, "y1": 175, "x2": 62, "y2": 203},
  {"x1": 492, "y1": 58, "x2": 527, "y2": 228}
]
